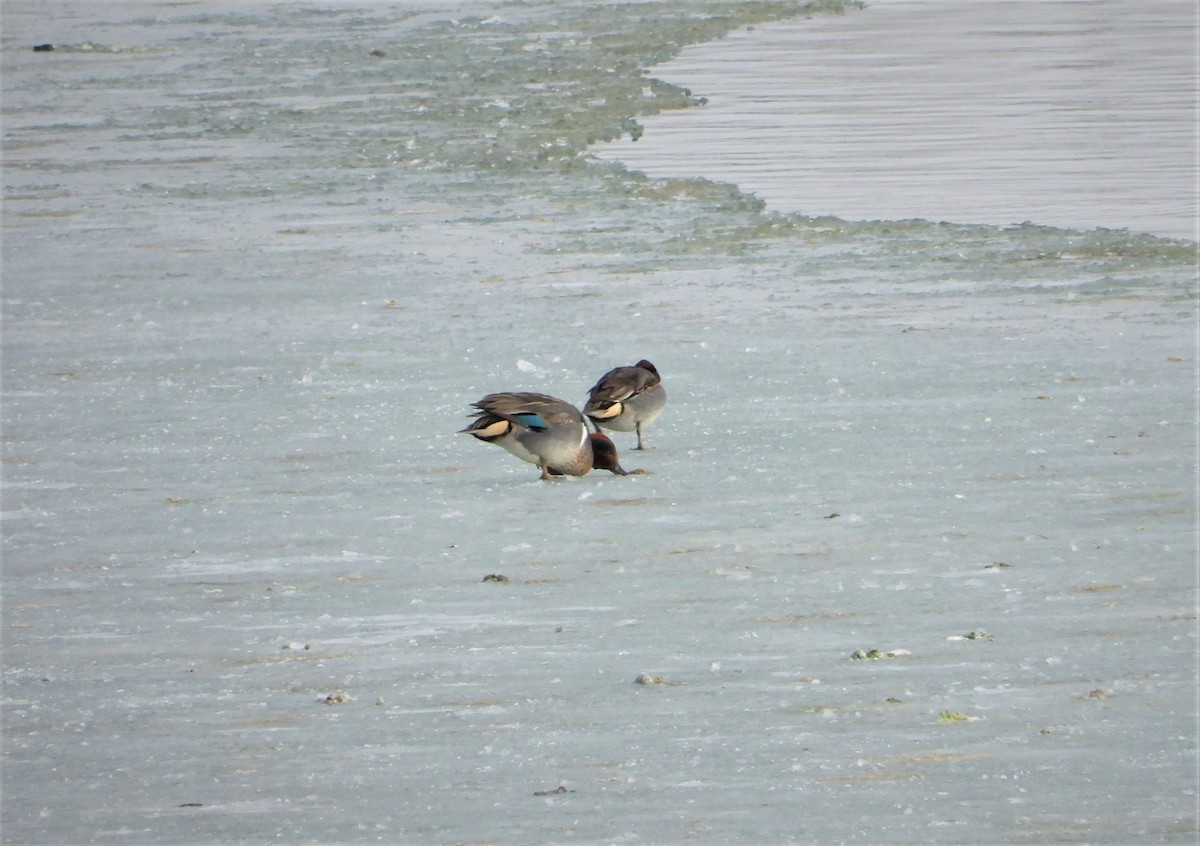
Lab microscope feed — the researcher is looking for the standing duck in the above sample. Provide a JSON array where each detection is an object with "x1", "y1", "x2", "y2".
[
  {"x1": 583, "y1": 359, "x2": 666, "y2": 450},
  {"x1": 461, "y1": 392, "x2": 628, "y2": 480}
]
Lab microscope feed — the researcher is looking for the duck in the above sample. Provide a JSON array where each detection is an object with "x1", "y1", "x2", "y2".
[
  {"x1": 461, "y1": 391, "x2": 628, "y2": 480},
  {"x1": 583, "y1": 359, "x2": 666, "y2": 450}
]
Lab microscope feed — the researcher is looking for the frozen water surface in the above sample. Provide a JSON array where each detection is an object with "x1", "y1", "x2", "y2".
[{"x1": 2, "y1": 1, "x2": 1197, "y2": 844}]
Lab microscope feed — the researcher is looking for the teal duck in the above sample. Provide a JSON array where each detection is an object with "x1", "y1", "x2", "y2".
[
  {"x1": 461, "y1": 391, "x2": 627, "y2": 480},
  {"x1": 583, "y1": 359, "x2": 666, "y2": 450}
]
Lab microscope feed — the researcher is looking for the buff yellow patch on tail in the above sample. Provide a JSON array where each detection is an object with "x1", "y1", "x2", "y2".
[
  {"x1": 589, "y1": 402, "x2": 624, "y2": 420},
  {"x1": 471, "y1": 419, "x2": 511, "y2": 439}
]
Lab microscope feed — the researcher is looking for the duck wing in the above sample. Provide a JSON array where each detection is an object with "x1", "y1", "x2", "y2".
[
  {"x1": 587, "y1": 362, "x2": 660, "y2": 404},
  {"x1": 467, "y1": 392, "x2": 583, "y2": 431}
]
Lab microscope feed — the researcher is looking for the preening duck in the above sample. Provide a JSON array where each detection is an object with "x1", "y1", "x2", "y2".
[{"x1": 583, "y1": 359, "x2": 666, "y2": 450}]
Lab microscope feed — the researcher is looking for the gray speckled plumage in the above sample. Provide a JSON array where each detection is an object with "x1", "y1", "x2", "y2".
[
  {"x1": 461, "y1": 391, "x2": 627, "y2": 479},
  {"x1": 583, "y1": 359, "x2": 666, "y2": 450}
]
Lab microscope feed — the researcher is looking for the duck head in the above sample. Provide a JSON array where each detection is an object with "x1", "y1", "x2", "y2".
[
  {"x1": 545, "y1": 432, "x2": 627, "y2": 476},
  {"x1": 588, "y1": 431, "x2": 628, "y2": 475}
]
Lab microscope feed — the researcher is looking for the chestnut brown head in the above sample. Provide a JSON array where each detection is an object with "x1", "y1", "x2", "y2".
[{"x1": 588, "y1": 432, "x2": 627, "y2": 475}]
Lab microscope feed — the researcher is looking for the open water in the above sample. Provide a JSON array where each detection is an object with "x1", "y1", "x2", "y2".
[{"x1": 597, "y1": 0, "x2": 1199, "y2": 240}]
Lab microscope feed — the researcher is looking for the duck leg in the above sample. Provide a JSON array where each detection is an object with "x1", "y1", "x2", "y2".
[{"x1": 635, "y1": 422, "x2": 646, "y2": 451}]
